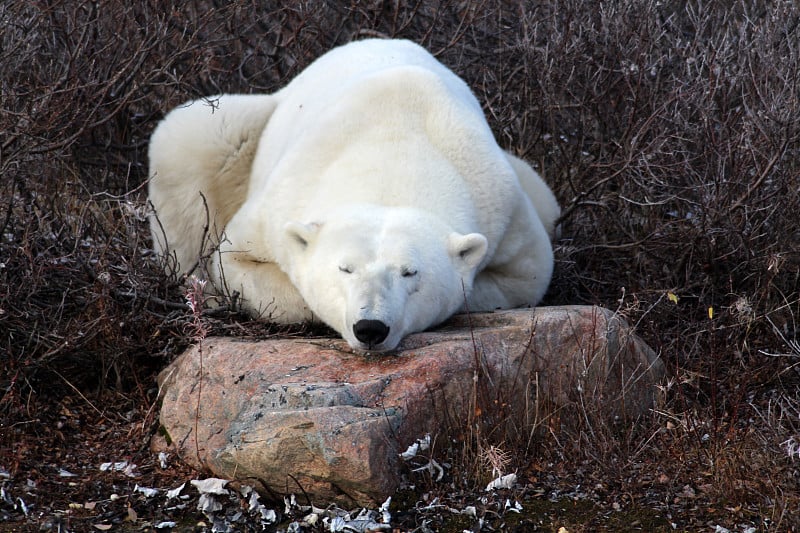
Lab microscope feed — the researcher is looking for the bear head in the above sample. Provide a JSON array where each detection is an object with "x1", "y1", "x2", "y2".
[{"x1": 284, "y1": 205, "x2": 488, "y2": 352}]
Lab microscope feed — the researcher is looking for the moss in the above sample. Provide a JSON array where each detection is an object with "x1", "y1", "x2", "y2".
[{"x1": 158, "y1": 425, "x2": 173, "y2": 446}]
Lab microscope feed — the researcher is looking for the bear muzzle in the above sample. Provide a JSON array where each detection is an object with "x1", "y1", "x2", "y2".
[{"x1": 352, "y1": 319, "x2": 390, "y2": 349}]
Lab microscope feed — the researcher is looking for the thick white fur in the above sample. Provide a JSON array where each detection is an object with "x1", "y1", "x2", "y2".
[{"x1": 148, "y1": 39, "x2": 559, "y2": 351}]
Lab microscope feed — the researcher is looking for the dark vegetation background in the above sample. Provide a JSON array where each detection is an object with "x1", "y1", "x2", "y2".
[{"x1": 2, "y1": 0, "x2": 799, "y2": 530}]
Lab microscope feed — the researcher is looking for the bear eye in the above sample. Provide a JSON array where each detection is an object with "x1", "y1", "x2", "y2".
[
  {"x1": 339, "y1": 265, "x2": 353, "y2": 274},
  {"x1": 401, "y1": 267, "x2": 418, "y2": 278}
]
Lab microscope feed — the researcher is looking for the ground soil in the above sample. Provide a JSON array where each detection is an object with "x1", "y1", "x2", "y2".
[{"x1": 2, "y1": 374, "x2": 790, "y2": 532}]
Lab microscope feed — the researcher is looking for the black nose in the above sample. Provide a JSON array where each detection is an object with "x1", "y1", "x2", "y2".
[{"x1": 353, "y1": 319, "x2": 390, "y2": 347}]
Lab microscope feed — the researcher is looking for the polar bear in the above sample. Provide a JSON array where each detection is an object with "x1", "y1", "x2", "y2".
[{"x1": 148, "y1": 39, "x2": 559, "y2": 352}]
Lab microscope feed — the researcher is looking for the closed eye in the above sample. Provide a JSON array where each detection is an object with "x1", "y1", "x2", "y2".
[
  {"x1": 339, "y1": 265, "x2": 353, "y2": 274},
  {"x1": 401, "y1": 268, "x2": 418, "y2": 278}
]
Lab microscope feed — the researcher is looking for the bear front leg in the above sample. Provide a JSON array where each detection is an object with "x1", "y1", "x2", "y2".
[
  {"x1": 465, "y1": 221, "x2": 554, "y2": 313},
  {"x1": 466, "y1": 259, "x2": 551, "y2": 313},
  {"x1": 464, "y1": 268, "x2": 519, "y2": 311},
  {"x1": 208, "y1": 247, "x2": 314, "y2": 324}
]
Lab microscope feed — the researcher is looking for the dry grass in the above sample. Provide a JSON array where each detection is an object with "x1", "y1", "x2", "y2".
[{"x1": 2, "y1": 0, "x2": 799, "y2": 529}]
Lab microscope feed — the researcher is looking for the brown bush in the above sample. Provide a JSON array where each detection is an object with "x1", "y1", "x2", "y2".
[{"x1": 2, "y1": 0, "x2": 799, "y2": 527}]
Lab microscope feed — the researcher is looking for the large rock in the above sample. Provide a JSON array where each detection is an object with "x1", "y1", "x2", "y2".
[{"x1": 155, "y1": 306, "x2": 664, "y2": 505}]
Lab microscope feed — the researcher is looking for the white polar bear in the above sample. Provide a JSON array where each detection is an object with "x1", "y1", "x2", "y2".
[{"x1": 148, "y1": 39, "x2": 559, "y2": 352}]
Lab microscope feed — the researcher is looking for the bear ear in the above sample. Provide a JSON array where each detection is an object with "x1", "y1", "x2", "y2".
[
  {"x1": 448, "y1": 232, "x2": 488, "y2": 270},
  {"x1": 285, "y1": 221, "x2": 321, "y2": 250}
]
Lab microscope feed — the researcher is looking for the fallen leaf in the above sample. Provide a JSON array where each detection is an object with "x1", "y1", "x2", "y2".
[
  {"x1": 260, "y1": 508, "x2": 277, "y2": 524},
  {"x1": 134, "y1": 484, "x2": 159, "y2": 498},
  {"x1": 190, "y1": 478, "x2": 229, "y2": 495},
  {"x1": 485, "y1": 473, "x2": 516, "y2": 491},
  {"x1": 667, "y1": 292, "x2": 679, "y2": 304},
  {"x1": 197, "y1": 493, "x2": 223, "y2": 513},
  {"x1": 399, "y1": 442, "x2": 420, "y2": 460},
  {"x1": 99, "y1": 461, "x2": 128, "y2": 472},
  {"x1": 166, "y1": 482, "x2": 186, "y2": 500}
]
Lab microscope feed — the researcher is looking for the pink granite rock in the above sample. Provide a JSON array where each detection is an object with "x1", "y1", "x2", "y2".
[{"x1": 155, "y1": 306, "x2": 664, "y2": 505}]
